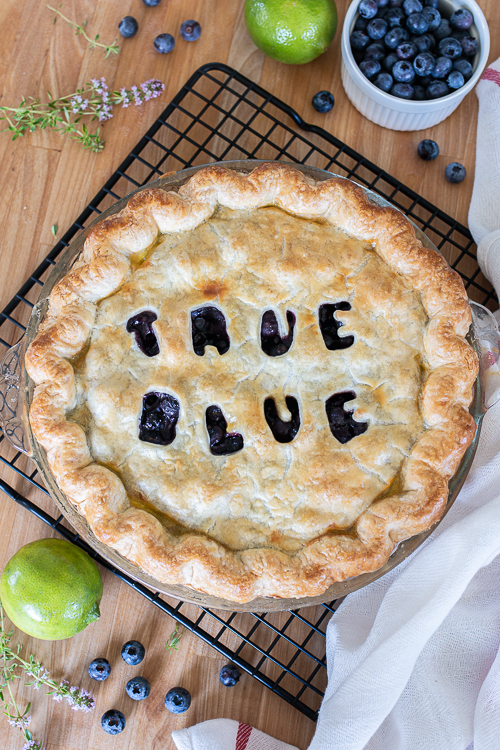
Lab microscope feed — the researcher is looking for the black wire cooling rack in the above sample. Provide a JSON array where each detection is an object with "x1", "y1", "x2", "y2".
[{"x1": 0, "y1": 62, "x2": 497, "y2": 723}]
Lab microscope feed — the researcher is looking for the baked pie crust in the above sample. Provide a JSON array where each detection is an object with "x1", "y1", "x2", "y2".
[{"x1": 26, "y1": 163, "x2": 478, "y2": 602}]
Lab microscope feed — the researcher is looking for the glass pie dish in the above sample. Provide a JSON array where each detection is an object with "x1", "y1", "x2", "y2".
[{"x1": 1, "y1": 161, "x2": 499, "y2": 612}]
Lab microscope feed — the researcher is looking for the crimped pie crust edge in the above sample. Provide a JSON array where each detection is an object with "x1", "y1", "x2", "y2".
[{"x1": 25, "y1": 163, "x2": 479, "y2": 602}]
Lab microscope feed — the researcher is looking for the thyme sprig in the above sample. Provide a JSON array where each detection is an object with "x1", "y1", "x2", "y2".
[
  {"x1": 0, "y1": 77, "x2": 164, "y2": 152},
  {"x1": 166, "y1": 624, "x2": 186, "y2": 654},
  {"x1": 0, "y1": 603, "x2": 95, "y2": 750},
  {"x1": 48, "y1": 4, "x2": 119, "y2": 58}
]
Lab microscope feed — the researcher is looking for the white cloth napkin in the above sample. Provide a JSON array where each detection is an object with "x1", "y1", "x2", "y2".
[{"x1": 171, "y1": 60, "x2": 500, "y2": 750}]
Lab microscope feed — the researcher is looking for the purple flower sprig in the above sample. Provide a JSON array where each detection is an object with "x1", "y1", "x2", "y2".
[
  {"x1": 0, "y1": 77, "x2": 165, "y2": 153},
  {"x1": 0, "y1": 603, "x2": 95, "y2": 750}
]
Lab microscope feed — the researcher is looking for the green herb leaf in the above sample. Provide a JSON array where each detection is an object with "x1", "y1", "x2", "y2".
[{"x1": 51, "y1": 224, "x2": 58, "y2": 238}]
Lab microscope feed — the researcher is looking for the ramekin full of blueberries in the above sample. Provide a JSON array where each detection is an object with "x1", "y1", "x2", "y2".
[{"x1": 341, "y1": 0, "x2": 490, "y2": 130}]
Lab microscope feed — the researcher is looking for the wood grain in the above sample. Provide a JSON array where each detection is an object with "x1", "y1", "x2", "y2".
[{"x1": 0, "y1": 0, "x2": 498, "y2": 748}]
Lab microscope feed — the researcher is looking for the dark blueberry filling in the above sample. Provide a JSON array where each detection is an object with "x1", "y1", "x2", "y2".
[
  {"x1": 139, "y1": 392, "x2": 180, "y2": 445},
  {"x1": 191, "y1": 306, "x2": 230, "y2": 356},
  {"x1": 206, "y1": 405, "x2": 243, "y2": 456},
  {"x1": 325, "y1": 391, "x2": 368, "y2": 444},
  {"x1": 264, "y1": 396, "x2": 300, "y2": 443},
  {"x1": 126, "y1": 310, "x2": 159, "y2": 357},
  {"x1": 260, "y1": 310, "x2": 296, "y2": 357},
  {"x1": 319, "y1": 303, "x2": 354, "y2": 350}
]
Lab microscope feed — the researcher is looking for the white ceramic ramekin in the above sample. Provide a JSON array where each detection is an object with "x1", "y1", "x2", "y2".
[{"x1": 341, "y1": 0, "x2": 490, "y2": 131}]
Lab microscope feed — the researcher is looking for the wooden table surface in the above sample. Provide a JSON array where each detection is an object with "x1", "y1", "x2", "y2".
[{"x1": 0, "y1": 1, "x2": 498, "y2": 748}]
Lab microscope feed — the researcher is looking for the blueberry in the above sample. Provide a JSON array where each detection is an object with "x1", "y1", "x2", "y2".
[
  {"x1": 445, "y1": 162, "x2": 466, "y2": 183},
  {"x1": 350, "y1": 30, "x2": 370, "y2": 50},
  {"x1": 406, "y1": 12, "x2": 428, "y2": 34},
  {"x1": 118, "y1": 16, "x2": 138, "y2": 38},
  {"x1": 454, "y1": 58, "x2": 473, "y2": 80},
  {"x1": 89, "y1": 658, "x2": 111, "y2": 681},
  {"x1": 432, "y1": 56, "x2": 452, "y2": 79},
  {"x1": 121, "y1": 640, "x2": 145, "y2": 665},
  {"x1": 426, "y1": 80, "x2": 450, "y2": 98},
  {"x1": 142, "y1": 0, "x2": 162, "y2": 5},
  {"x1": 165, "y1": 687, "x2": 191, "y2": 714},
  {"x1": 447, "y1": 70, "x2": 465, "y2": 89},
  {"x1": 374, "y1": 72, "x2": 394, "y2": 91},
  {"x1": 396, "y1": 41, "x2": 417, "y2": 60},
  {"x1": 413, "y1": 51, "x2": 435, "y2": 76},
  {"x1": 220, "y1": 664, "x2": 242, "y2": 687},
  {"x1": 358, "y1": 0, "x2": 379, "y2": 19},
  {"x1": 417, "y1": 139, "x2": 439, "y2": 160},
  {"x1": 385, "y1": 27, "x2": 409, "y2": 48},
  {"x1": 390, "y1": 82, "x2": 415, "y2": 98},
  {"x1": 180, "y1": 20, "x2": 201, "y2": 41},
  {"x1": 367, "y1": 18, "x2": 388, "y2": 39},
  {"x1": 450, "y1": 9, "x2": 474, "y2": 31},
  {"x1": 376, "y1": 0, "x2": 390, "y2": 7},
  {"x1": 412, "y1": 34, "x2": 432, "y2": 53},
  {"x1": 383, "y1": 52, "x2": 399, "y2": 70},
  {"x1": 413, "y1": 84, "x2": 426, "y2": 99},
  {"x1": 365, "y1": 42, "x2": 386, "y2": 61},
  {"x1": 101, "y1": 710, "x2": 126, "y2": 735},
  {"x1": 422, "y1": 7, "x2": 441, "y2": 31},
  {"x1": 438, "y1": 37, "x2": 462, "y2": 60},
  {"x1": 418, "y1": 74, "x2": 432, "y2": 86},
  {"x1": 434, "y1": 19, "x2": 452, "y2": 40},
  {"x1": 126, "y1": 676, "x2": 151, "y2": 701},
  {"x1": 393, "y1": 60, "x2": 415, "y2": 82},
  {"x1": 312, "y1": 91, "x2": 335, "y2": 113},
  {"x1": 359, "y1": 59, "x2": 382, "y2": 79},
  {"x1": 403, "y1": 0, "x2": 422, "y2": 15},
  {"x1": 424, "y1": 0, "x2": 439, "y2": 6},
  {"x1": 389, "y1": 0, "x2": 404, "y2": 6},
  {"x1": 354, "y1": 16, "x2": 369, "y2": 30},
  {"x1": 385, "y1": 7, "x2": 405, "y2": 27},
  {"x1": 154, "y1": 33, "x2": 175, "y2": 53},
  {"x1": 461, "y1": 35, "x2": 479, "y2": 57}
]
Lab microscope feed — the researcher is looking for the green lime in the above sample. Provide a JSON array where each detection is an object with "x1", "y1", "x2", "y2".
[
  {"x1": 244, "y1": 0, "x2": 337, "y2": 65},
  {"x1": 0, "y1": 538, "x2": 103, "y2": 641}
]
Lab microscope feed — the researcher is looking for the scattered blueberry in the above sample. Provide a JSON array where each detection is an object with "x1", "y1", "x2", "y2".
[
  {"x1": 391, "y1": 82, "x2": 415, "y2": 98},
  {"x1": 396, "y1": 41, "x2": 417, "y2": 60},
  {"x1": 385, "y1": 7, "x2": 405, "y2": 27},
  {"x1": 447, "y1": 69, "x2": 465, "y2": 89},
  {"x1": 121, "y1": 640, "x2": 145, "y2": 665},
  {"x1": 142, "y1": 0, "x2": 162, "y2": 5},
  {"x1": 351, "y1": 30, "x2": 370, "y2": 50},
  {"x1": 165, "y1": 687, "x2": 192, "y2": 714},
  {"x1": 358, "y1": 0, "x2": 379, "y2": 19},
  {"x1": 118, "y1": 16, "x2": 138, "y2": 38},
  {"x1": 101, "y1": 710, "x2": 126, "y2": 735},
  {"x1": 385, "y1": 27, "x2": 409, "y2": 49},
  {"x1": 154, "y1": 33, "x2": 175, "y2": 53},
  {"x1": 422, "y1": 7, "x2": 441, "y2": 32},
  {"x1": 434, "y1": 19, "x2": 452, "y2": 40},
  {"x1": 417, "y1": 139, "x2": 439, "y2": 160},
  {"x1": 413, "y1": 51, "x2": 434, "y2": 76},
  {"x1": 312, "y1": 91, "x2": 335, "y2": 113},
  {"x1": 383, "y1": 52, "x2": 399, "y2": 70},
  {"x1": 454, "y1": 58, "x2": 473, "y2": 80},
  {"x1": 367, "y1": 18, "x2": 388, "y2": 39},
  {"x1": 426, "y1": 80, "x2": 450, "y2": 98},
  {"x1": 461, "y1": 35, "x2": 478, "y2": 57},
  {"x1": 220, "y1": 664, "x2": 242, "y2": 687},
  {"x1": 445, "y1": 162, "x2": 466, "y2": 183},
  {"x1": 126, "y1": 676, "x2": 151, "y2": 701},
  {"x1": 365, "y1": 42, "x2": 386, "y2": 61},
  {"x1": 438, "y1": 37, "x2": 462, "y2": 60},
  {"x1": 360, "y1": 59, "x2": 382, "y2": 79},
  {"x1": 407, "y1": 12, "x2": 429, "y2": 35},
  {"x1": 432, "y1": 56, "x2": 452, "y2": 79},
  {"x1": 450, "y1": 9, "x2": 474, "y2": 31},
  {"x1": 393, "y1": 60, "x2": 415, "y2": 82},
  {"x1": 403, "y1": 0, "x2": 422, "y2": 14},
  {"x1": 88, "y1": 658, "x2": 111, "y2": 682},
  {"x1": 374, "y1": 71, "x2": 394, "y2": 91},
  {"x1": 180, "y1": 20, "x2": 201, "y2": 41}
]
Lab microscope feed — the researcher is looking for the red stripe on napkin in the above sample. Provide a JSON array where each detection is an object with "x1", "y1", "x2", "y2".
[
  {"x1": 481, "y1": 68, "x2": 500, "y2": 87},
  {"x1": 235, "y1": 722, "x2": 253, "y2": 750}
]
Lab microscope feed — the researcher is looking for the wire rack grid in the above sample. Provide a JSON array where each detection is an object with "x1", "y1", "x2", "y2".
[{"x1": 0, "y1": 62, "x2": 497, "y2": 723}]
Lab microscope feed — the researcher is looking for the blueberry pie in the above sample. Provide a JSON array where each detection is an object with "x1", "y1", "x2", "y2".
[{"x1": 26, "y1": 163, "x2": 478, "y2": 602}]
